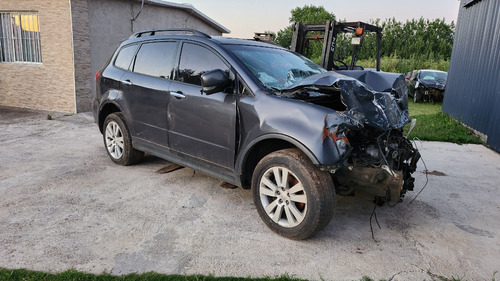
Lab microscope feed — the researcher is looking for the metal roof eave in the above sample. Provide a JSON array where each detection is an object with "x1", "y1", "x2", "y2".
[{"x1": 144, "y1": 0, "x2": 231, "y2": 34}]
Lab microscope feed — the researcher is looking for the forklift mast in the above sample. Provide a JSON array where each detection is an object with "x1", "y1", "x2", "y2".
[{"x1": 290, "y1": 20, "x2": 382, "y2": 71}]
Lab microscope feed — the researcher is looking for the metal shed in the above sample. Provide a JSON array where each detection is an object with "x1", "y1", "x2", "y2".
[{"x1": 442, "y1": 0, "x2": 500, "y2": 152}]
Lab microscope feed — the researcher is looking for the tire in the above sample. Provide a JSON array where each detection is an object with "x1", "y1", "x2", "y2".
[
  {"x1": 429, "y1": 93, "x2": 435, "y2": 104},
  {"x1": 251, "y1": 148, "x2": 335, "y2": 240},
  {"x1": 414, "y1": 90, "x2": 422, "y2": 103},
  {"x1": 103, "y1": 113, "x2": 144, "y2": 166}
]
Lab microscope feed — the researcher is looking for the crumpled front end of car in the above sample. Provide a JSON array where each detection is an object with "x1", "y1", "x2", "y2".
[
  {"x1": 283, "y1": 71, "x2": 420, "y2": 203},
  {"x1": 418, "y1": 81, "x2": 446, "y2": 102}
]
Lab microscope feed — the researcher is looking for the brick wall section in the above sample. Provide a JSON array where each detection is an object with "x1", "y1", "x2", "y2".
[
  {"x1": 70, "y1": 0, "x2": 92, "y2": 112},
  {"x1": 0, "y1": 0, "x2": 76, "y2": 113}
]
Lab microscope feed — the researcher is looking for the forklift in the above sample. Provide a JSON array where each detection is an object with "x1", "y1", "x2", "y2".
[{"x1": 290, "y1": 20, "x2": 383, "y2": 71}]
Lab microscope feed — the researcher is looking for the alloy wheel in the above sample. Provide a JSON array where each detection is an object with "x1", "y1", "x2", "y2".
[
  {"x1": 105, "y1": 121, "x2": 124, "y2": 159},
  {"x1": 258, "y1": 167, "x2": 307, "y2": 228}
]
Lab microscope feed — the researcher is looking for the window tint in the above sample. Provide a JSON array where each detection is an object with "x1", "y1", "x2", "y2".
[
  {"x1": 133, "y1": 42, "x2": 177, "y2": 78},
  {"x1": 114, "y1": 44, "x2": 138, "y2": 70},
  {"x1": 177, "y1": 43, "x2": 228, "y2": 86}
]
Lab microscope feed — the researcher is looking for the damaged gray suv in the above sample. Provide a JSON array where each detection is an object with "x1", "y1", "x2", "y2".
[{"x1": 93, "y1": 29, "x2": 420, "y2": 240}]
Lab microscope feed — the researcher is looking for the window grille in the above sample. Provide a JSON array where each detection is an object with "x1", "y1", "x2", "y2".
[{"x1": 0, "y1": 11, "x2": 42, "y2": 63}]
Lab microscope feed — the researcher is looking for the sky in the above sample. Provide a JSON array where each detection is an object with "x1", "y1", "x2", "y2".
[{"x1": 173, "y1": 0, "x2": 460, "y2": 38}]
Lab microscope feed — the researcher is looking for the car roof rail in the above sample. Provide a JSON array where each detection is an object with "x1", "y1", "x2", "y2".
[{"x1": 129, "y1": 28, "x2": 211, "y2": 39}]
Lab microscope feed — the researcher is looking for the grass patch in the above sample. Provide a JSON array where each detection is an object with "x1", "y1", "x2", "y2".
[
  {"x1": 4, "y1": 269, "x2": 493, "y2": 281},
  {"x1": 405, "y1": 102, "x2": 483, "y2": 145},
  {"x1": 408, "y1": 102, "x2": 442, "y2": 116},
  {"x1": 0, "y1": 269, "x2": 308, "y2": 281}
]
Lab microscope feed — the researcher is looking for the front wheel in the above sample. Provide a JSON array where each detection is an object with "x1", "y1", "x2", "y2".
[
  {"x1": 252, "y1": 148, "x2": 335, "y2": 240},
  {"x1": 103, "y1": 113, "x2": 144, "y2": 165},
  {"x1": 414, "y1": 90, "x2": 422, "y2": 103}
]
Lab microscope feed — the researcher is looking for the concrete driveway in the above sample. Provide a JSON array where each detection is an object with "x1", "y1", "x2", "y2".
[{"x1": 0, "y1": 106, "x2": 499, "y2": 281}]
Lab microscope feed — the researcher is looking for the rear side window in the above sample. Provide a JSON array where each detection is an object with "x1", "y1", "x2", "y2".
[
  {"x1": 114, "y1": 44, "x2": 138, "y2": 70},
  {"x1": 133, "y1": 42, "x2": 177, "y2": 78},
  {"x1": 177, "y1": 43, "x2": 229, "y2": 86}
]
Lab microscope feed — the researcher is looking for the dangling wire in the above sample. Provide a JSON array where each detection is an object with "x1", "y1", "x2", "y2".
[
  {"x1": 377, "y1": 131, "x2": 391, "y2": 167},
  {"x1": 370, "y1": 203, "x2": 381, "y2": 242},
  {"x1": 408, "y1": 138, "x2": 429, "y2": 205}
]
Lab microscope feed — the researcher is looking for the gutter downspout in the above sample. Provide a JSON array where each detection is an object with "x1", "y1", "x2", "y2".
[{"x1": 130, "y1": 0, "x2": 145, "y2": 33}]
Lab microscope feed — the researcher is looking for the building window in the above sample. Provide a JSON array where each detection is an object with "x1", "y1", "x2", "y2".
[{"x1": 0, "y1": 11, "x2": 42, "y2": 63}]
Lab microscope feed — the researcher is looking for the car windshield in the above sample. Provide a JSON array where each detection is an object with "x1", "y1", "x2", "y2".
[
  {"x1": 226, "y1": 45, "x2": 326, "y2": 91},
  {"x1": 419, "y1": 71, "x2": 447, "y2": 82}
]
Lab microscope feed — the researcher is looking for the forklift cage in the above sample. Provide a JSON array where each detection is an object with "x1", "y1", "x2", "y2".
[{"x1": 290, "y1": 21, "x2": 383, "y2": 71}]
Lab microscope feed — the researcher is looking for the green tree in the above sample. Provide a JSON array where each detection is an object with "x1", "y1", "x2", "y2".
[
  {"x1": 289, "y1": 5, "x2": 335, "y2": 24},
  {"x1": 276, "y1": 26, "x2": 293, "y2": 48},
  {"x1": 275, "y1": 5, "x2": 335, "y2": 61},
  {"x1": 275, "y1": 6, "x2": 455, "y2": 73},
  {"x1": 373, "y1": 18, "x2": 454, "y2": 61},
  {"x1": 341, "y1": 18, "x2": 455, "y2": 72}
]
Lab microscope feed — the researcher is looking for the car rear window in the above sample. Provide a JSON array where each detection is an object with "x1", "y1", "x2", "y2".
[{"x1": 114, "y1": 44, "x2": 138, "y2": 70}]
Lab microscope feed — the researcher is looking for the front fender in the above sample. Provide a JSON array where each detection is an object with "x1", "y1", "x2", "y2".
[
  {"x1": 235, "y1": 133, "x2": 319, "y2": 175},
  {"x1": 235, "y1": 94, "x2": 352, "y2": 175}
]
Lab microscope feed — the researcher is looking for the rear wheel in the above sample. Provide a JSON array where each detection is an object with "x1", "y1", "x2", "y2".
[
  {"x1": 103, "y1": 113, "x2": 144, "y2": 165},
  {"x1": 252, "y1": 148, "x2": 335, "y2": 240}
]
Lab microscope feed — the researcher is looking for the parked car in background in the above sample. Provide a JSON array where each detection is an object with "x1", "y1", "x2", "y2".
[
  {"x1": 93, "y1": 28, "x2": 420, "y2": 240},
  {"x1": 404, "y1": 71, "x2": 413, "y2": 83},
  {"x1": 407, "y1": 69, "x2": 448, "y2": 103}
]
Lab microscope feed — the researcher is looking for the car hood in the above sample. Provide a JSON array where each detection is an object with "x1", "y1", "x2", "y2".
[
  {"x1": 281, "y1": 71, "x2": 411, "y2": 131},
  {"x1": 418, "y1": 79, "x2": 446, "y2": 90}
]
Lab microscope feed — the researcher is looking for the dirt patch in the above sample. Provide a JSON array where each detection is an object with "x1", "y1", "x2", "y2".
[{"x1": 1, "y1": 106, "x2": 499, "y2": 281}]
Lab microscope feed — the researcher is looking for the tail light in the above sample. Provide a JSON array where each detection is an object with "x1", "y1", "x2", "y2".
[{"x1": 95, "y1": 69, "x2": 101, "y2": 81}]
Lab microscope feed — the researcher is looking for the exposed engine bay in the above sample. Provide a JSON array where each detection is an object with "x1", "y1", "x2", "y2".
[{"x1": 280, "y1": 70, "x2": 421, "y2": 203}]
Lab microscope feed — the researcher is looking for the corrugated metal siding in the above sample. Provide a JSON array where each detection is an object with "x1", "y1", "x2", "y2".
[{"x1": 443, "y1": 0, "x2": 500, "y2": 151}]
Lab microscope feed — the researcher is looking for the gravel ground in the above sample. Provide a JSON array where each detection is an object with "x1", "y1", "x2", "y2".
[{"x1": 0, "y1": 106, "x2": 499, "y2": 281}]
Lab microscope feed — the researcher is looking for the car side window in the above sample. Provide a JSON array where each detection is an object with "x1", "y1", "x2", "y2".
[
  {"x1": 114, "y1": 44, "x2": 138, "y2": 70},
  {"x1": 177, "y1": 43, "x2": 229, "y2": 86},
  {"x1": 133, "y1": 42, "x2": 177, "y2": 78}
]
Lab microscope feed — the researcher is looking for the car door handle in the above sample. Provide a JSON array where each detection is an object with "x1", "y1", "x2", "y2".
[
  {"x1": 121, "y1": 79, "x2": 133, "y2": 86},
  {"x1": 170, "y1": 91, "x2": 186, "y2": 100}
]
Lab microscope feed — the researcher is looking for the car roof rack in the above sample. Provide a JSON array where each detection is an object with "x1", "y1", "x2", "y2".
[{"x1": 129, "y1": 28, "x2": 211, "y2": 39}]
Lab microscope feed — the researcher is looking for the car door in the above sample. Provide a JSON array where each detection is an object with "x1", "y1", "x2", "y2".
[
  {"x1": 167, "y1": 42, "x2": 236, "y2": 169},
  {"x1": 120, "y1": 41, "x2": 178, "y2": 147}
]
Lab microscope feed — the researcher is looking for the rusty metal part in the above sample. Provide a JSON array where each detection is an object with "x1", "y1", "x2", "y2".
[
  {"x1": 220, "y1": 182, "x2": 238, "y2": 189},
  {"x1": 334, "y1": 166, "x2": 404, "y2": 203},
  {"x1": 322, "y1": 115, "x2": 351, "y2": 146},
  {"x1": 156, "y1": 163, "x2": 184, "y2": 174}
]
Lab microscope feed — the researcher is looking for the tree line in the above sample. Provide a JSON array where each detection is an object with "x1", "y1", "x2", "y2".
[{"x1": 274, "y1": 5, "x2": 455, "y2": 73}]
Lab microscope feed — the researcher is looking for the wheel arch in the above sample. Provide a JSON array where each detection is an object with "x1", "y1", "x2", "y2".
[
  {"x1": 237, "y1": 134, "x2": 319, "y2": 189},
  {"x1": 98, "y1": 102, "x2": 122, "y2": 133}
]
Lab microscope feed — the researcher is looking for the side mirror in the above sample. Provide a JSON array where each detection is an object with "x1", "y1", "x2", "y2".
[{"x1": 201, "y1": 69, "x2": 230, "y2": 95}]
